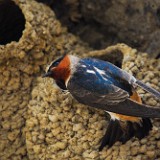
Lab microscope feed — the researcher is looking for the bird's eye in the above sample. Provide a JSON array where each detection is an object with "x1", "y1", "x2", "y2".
[
  {"x1": 49, "y1": 57, "x2": 63, "y2": 70},
  {"x1": 50, "y1": 56, "x2": 64, "y2": 68},
  {"x1": 52, "y1": 61, "x2": 60, "y2": 67}
]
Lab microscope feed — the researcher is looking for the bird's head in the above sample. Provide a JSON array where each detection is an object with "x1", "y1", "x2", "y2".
[{"x1": 42, "y1": 55, "x2": 71, "y2": 90}]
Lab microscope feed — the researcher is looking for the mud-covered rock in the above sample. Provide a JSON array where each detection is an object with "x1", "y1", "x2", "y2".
[
  {"x1": 26, "y1": 44, "x2": 160, "y2": 159},
  {"x1": 0, "y1": 0, "x2": 88, "y2": 159},
  {"x1": 41, "y1": 0, "x2": 160, "y2": 58}
]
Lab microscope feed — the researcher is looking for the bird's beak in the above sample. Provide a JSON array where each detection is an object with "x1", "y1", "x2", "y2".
[{"x1": 42, "y1": 71, "x2": 52, "y2": 78}]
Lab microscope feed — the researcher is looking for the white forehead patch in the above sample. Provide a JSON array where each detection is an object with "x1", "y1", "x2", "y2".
[
  {"x1": 46, "y1": 64, "x2": 51, "y2": 72},
  {"x1": 46, "y1": 60, "x2": 55, "y2": 72}
]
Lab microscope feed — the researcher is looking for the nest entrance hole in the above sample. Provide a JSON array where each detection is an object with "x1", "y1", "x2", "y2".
[
  {"x1": 91, "y1": 50, "x2": 123, "y2": 68},
  {"x1": 0, "y1": 0, "x2": 25, "y2": 45}
]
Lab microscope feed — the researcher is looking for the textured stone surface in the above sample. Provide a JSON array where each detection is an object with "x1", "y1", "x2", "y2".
[
  {"x1": 0, "y1": 0, "x2": 88, "y2": 159},
  {"x1": 26, "y1": 44, "x2": 160, "y2": 160},
  {"x1": 79, "y1": 0, "x2": 160, "y2": 58},
  {"x1": 39, "y1": 0, "x2": 160, "y2": 58}
]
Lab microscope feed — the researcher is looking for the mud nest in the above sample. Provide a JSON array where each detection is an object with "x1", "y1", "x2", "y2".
[
  {"x1": 0, "y1": 0, "x2": 88, "y2": 159},
  {"x1": 26, "y1": 44, "x2": 160, "y2": 160}
]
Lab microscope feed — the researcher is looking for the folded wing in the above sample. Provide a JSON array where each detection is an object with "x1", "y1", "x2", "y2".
[{"x1": 67, "y1": 58, "x2": 160, "y2": 118}]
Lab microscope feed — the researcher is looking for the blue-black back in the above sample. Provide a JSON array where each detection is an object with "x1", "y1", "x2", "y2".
[{"x1": 72, "y1": 58, "x2": 133, "y2": 95}]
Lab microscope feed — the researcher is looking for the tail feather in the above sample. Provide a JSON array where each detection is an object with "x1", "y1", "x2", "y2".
[
  {"x1": 133, "y1": 118, "x2": 152, "y2": 139},
  {"x1": 136, "y1": 80, "x2": 160, "y2": 99},
  {"x1": 99, "y1": 91, "x2": 153, "y2": 151},
  {"x1": 99, "y1": 118, "x2": 152, "y2": 150},
  {"x1": 99, "y1": 119, "x2": 123, "y2": 151}
]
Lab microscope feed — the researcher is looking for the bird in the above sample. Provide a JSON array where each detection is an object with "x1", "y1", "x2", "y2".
[{"x1": 43, "y1": 54, "x2": 160, "y2": 151}]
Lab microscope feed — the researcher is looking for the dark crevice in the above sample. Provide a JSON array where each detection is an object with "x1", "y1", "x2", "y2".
[
  {"x1": 156, "y1": 53, "x2": 160, "y2": 59},
  {"x1": 35, "y1": 0, "x2": 131, "y2": 52},
  {"x1": 36, "y1": 0, "x2": 125, "y2": 64},
  {"x1": 156, "y1": 7, "x2": 160, "y2": 25},
  {"x1": 92, "y1": 50, "x2": 123, "y2": 68},
  {"x1": 37, "y1": 0, "x2": 160, "y2": 58},
  {"x1": 0, "y1": 0, "x2": 25, "y2": 45},
  {"x1": 36, "y1": 0, "x2": 116, "y2": 50}
]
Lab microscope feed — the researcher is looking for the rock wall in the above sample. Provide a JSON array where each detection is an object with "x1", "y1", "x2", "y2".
[
  {"x1": 26, "y1": 44, "x2": 160, "y2": 160},
  {"x1": 0, "y1": 0, "x2": 88, "y2": 159},
  {"x1": 39, "y1": 0, "x2": 160, "y2": 58}
]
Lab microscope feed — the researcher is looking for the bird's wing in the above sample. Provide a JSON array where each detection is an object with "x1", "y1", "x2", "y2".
[
  {"x1": 69, "y1": 61, "x2": 131, "y2": 105},
  {"x1": 68, "y1": 79, "x2": 160, "y2": 118},
  {"x1": 79, "y1": 58, "x2": 136, "y2": 92},
  {"x1": 67, "y1": 60, "x2": 160, "y2": 118},
  {"x1": 81, "y1": 58, "x2": 160, "y2": 99},
  {"x1": 70, "y1": 81, "x2": 129, "y2": 105}
]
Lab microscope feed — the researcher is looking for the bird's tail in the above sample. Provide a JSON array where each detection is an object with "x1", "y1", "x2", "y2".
[
  {"x1": 136, "y1": 80, "x2": 160, "y2": 99},
  {"x1": 99, "y1": 91, "x2": 153, "y2": 151},
  {"x1": 99, "y1": 117, "x2": 152, "y2": 150}
]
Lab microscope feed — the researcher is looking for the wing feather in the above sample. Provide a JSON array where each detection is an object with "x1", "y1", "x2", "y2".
[
  {"x1": 67, "y1": 58, "x2": 160, "y2": 118},
  {"x1": 68, "y1": 62, "x2": 130, "y2": 105},
  {"x1": 69, "y1": 85, "x2": 160, "y2": 118},
  {"x1": 69, "y1": 79, "x2": 129, "y2": 105}
]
